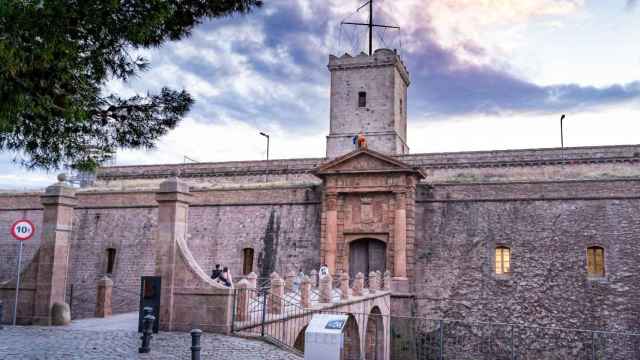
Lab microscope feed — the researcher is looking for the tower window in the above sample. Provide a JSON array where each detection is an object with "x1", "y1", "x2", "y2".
[
  {"x1": 243, "y1": 248, "x2": 255, "y2": 275},
  {"x1": 400, "y1": 98, "x2": 403, "y2": 114},
  {"x1": 106, "y1": 248, "x2": 116, "y2": 274},
  {"x1": 587, "y1": 246, "x2": 605, "y2": 277},
  {"x1": 495, "y1": 246, "x2": 511, "y2": 275},
  {"x1": 358, "y1": 92, "x2": 367, "y2": 108}
]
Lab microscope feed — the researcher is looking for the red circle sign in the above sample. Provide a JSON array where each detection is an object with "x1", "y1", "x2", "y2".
[{"x1": 11, "y1": 220, "x2": 35, "y2": 241}]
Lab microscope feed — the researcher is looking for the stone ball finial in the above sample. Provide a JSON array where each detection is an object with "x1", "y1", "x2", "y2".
[{"x1": 57, "y1": 173, "x2": 67, "y2": 182}]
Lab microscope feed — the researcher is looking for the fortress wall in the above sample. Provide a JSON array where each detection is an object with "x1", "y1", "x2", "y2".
[
  {"x1": 413, "y1": 180, "x2": 640, "y2": 331},
  {"x1": 1, "y1": 184, "x2": 321, "y2": 319},
  {"x1": 68, "y1": 207, "x2": 158, "y2": 319},
  {"x1": 92, "y1": 145, "x2": 640, "y2": 189},
  {"x1": 0, "y1": 209, "x2": 43, "y2": 283}
]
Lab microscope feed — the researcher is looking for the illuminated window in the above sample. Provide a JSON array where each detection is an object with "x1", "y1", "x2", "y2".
[
  {"x1": 587, "y1": 246, "x2": 605, "y2": 277},
  {"x1": 243, "y1": 248, "x2": 254, "y2": 275},
  {"x1": 495, "y1": 246, "x2": 511, "y2": 275},
  {"x1": 358, "y1": 92, "x2": 367, "y2": 107},
  {"x1": 106, "y1": 248, "x2": 116, "y2": 274}
]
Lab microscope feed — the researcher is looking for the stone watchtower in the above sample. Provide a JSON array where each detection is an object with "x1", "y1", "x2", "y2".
[{"x1": 326, "y1": 48, "x2": 410, "y2": 158}]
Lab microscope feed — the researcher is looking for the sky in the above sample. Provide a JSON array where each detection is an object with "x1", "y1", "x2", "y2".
[{"x1": 2, "y1": 0, "x2": 640, "y2": 189}]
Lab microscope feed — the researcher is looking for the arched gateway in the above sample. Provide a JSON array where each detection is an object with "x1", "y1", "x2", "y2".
[{"x1": 314, "y1": 148, "x2": 425, "y2": 293}]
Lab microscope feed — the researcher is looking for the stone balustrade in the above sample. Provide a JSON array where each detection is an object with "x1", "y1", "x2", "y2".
[{"x1": 234, "y1": 270, "x2": 391, "y2": 322}]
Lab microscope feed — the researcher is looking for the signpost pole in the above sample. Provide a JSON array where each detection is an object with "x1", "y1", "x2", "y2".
[{"x1": 13, "y1": 240, "x2": 23, "y2": 325}]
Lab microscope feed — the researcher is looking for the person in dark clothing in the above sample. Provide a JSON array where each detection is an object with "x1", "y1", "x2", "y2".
[
  {"x1": 220, "y1": 266, "x2": 232, "y2": 287},
  {"x1": 211, "y1": 264, "x2": 222, "y2": 280}
]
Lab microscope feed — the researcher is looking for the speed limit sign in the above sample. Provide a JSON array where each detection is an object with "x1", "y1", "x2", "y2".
[{"x1": 11, "y1": 219, "x2": 35, "y2": 241}]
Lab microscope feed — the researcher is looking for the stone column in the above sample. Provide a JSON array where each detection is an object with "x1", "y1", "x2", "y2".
[
  {"x1": 155, "y1": 177, "x2": 192, "y2": 331},
  {"x1": 383, "y1": 271, "x2": 392, "y2": 291},
  {"x1": 285, "y1": 271, "x2": 296, "y2": 293},
  {"x1": 33, "y1": 178, "x2": 77, "y2": 325},
  {"x1": 319, "y1": 274, "x2": 332, "y2": 303},
  {"x1": 268, "y1": 273, "x2": 284, "y2": 315},
  {"x1": 300, "y1": 276, "x2": 311, "y2": 308},
  {"x1": 246, "y1": 272, "x2": 257, "y2": 299},
  {"x1": 339, "y1": 272, "x2": 350, "y2": 300},
  {"x1": 235, "y1": 279, "x2": 250, "y2": 322},
  {"x1": 324, "y1": 194, "x2": 338, "y2": 274},
  {"x1": 352, "y1": 272, "x2": 364, "y2": 296},
  {"x1": 309, "y1": 269, "x2": 318, "y2": 288},
  {"x1": 369, "y1": 271, "x2": 378, "y2": 294},
  {"x1": 95, "y1": 276, "x2": 113, "y2": 318},
  {"x1": 393, "y1": 191, "x2": 409, "y2": 292}
]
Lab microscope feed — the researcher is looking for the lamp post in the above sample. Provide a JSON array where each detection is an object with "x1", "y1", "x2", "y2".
[
  {"x1": 259, "y1": 132, "x2": 270, "y2": 160},
  {"x1": 560, "y1": 114, "x2": 565, "y2": 148}
]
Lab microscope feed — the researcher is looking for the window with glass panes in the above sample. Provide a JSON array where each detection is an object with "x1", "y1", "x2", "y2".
[
  {"x1": 495, "y1": 246, "x2": 511, "y2": 274},
  {"x1": 587, "y1": 246, "x2": 605, "y2": 277}
]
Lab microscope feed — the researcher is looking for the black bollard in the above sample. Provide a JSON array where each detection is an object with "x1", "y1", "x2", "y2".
[
  {"x1": 190, "y1": 329, "x2": 202, "y2": 360},
  {"x1": 0, "y1": 301, "x2": 3, "y2": 329},
  {"x1": 139, "y1": 314, "x2": 155, "y2": 353},
  {"x1": 143, "y1": 306, "x2": 153, "y2": 318}
]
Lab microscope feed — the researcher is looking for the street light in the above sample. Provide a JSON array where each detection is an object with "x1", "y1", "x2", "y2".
[
  {"x1": 259, "y1": 132, "x2": 270, "y2": 160},
  {"x1": 560, "y1": 114, "x2": 566, "y2": 148}
]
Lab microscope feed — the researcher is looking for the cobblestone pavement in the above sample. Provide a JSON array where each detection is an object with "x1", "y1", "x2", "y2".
[{"x1": 0, "y1": 326, "x2": 302, "y2": 359}]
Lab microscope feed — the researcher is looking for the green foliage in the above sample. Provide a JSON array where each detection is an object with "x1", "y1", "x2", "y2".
[{"x1": 0, "y1": 0, "x2": 262, "y2": 170}]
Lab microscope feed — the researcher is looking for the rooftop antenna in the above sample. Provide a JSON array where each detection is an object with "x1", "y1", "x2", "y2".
[{"x1": 341, "y1": 0, "x2": 400, "y2": 55}]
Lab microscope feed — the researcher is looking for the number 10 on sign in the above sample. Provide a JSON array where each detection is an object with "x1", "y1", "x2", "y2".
[{"x1": 10, "y1": 220, "x2": 35, "y2": 325}]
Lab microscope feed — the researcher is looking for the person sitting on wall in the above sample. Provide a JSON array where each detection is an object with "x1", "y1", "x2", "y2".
[
  {"x1": 211, "y1": 264, "x2": 222, "y2": 280},
  {"x1": 319, "y1": 264, "x2": 330, "y2": 279},
  {"x1": 219, "y1": 267, "x2": 233, "y2": 287}
]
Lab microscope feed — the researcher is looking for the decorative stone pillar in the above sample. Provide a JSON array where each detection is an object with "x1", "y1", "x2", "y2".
[
  {"x1": 352, "y1": 272, "x2": 364, "y2": 296},
  {"x1": 339, "y1": 272, "x2": 350, "y2": 300},
  {"x1": 324, "y1": 194, "x2": 338, "y2": 274},
  {"x1": 383, "y1": 271, "x2": 392, "y2": 291},
  {"x1": 95, "y1": 276, "x2": 113, "y2": 318},
  {"x1": 33, "y1": 178, "x2": 77, "y2": 325},
  {"x1": 285, "y1": 271, "x2": 296, "y2": 293},
  {"x1": 246, "y1": 272, "x2": 257, "y2": 299},
  {"x1": 300, "y1": 276, "x2": 311, "y2": 308},
  {"x1": 268, "y1": 273, "x2": 284, "y2": 315},
  {"x1": 310, "y1": 269, "x2": 318, "y2": 287},
  {"x1": 369, "y1": 271, "x2": 378, "y2": 294},
  {"x1": 393, "y1": 191, "x2": 409, "y2": 292},
  {"x1": 319, "y1": 274, "x2": 332, "y2": 303},
  {"x1": 235, "y1": 279, "x2": 250, "y2": 322},
  {"x1": 155, "y1": 177, "x2": 192, "y2": 331}
]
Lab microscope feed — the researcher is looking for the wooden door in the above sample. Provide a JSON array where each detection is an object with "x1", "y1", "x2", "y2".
[
  {"x1": 349, "y1": 239, "x2": 386, "y2": 279},
  {"x1": 349, "y1": 239, "x2": 369, "y2": 280}
]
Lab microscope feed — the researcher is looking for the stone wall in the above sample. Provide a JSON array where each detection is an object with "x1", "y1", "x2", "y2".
[
  {"x1": 0, "y1": 184, "x2": 322, "y2": 320},
  {"x1": 93, "y1": 145, "x2": 640, "y2": 189},
  {"x1": 413, "y1": 179, "x2": 640, "y2": 332}
]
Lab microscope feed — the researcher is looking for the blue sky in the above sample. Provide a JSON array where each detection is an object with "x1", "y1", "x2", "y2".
[{"x1": 2, "y1": 0, "x2": 640, "y2": 189}]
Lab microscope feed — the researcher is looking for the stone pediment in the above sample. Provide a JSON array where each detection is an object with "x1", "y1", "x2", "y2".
[{"x1": 315, "y1": 149, "x2": 424, "y2": 178}]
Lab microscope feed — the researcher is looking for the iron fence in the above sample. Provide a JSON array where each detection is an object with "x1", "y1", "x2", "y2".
[
  {"x1": 232, "y1": 288, "x2": 375, "y2": 360},
  {"x1": 391, "y1": 316, "x2": 640, "y2": 360}
]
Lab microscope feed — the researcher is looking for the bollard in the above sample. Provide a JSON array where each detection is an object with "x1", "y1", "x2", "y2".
[
  {"x1": 143, "y1": 306, "x2": 153, "y2": 318},
  {"x1": 139, "y1": 314, "x2": 155, "y2": 353},
  {"x1": 191, "y1": 329, "x2": 202, "y2": 360},
  {"x1": 0, "y1": 301, "x2": 3, "y2": 329}
]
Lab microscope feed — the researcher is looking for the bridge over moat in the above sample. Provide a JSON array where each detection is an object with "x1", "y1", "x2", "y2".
[{"x1": 233, "y1": 271, "x2": 391, "y2": 359}]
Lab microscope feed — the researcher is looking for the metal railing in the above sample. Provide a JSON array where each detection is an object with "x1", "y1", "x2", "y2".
[
  {"x1": 232, "y1": 287, "x2": 377, "y2": 360},
  {"x1": 390, "y1": 316, "x2": 640, "y2": 360}
]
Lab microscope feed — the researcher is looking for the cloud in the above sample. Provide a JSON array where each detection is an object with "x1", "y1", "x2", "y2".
[
  {"x1": 113, "y1": 0, "x2": 640, "y2": 126},
  {"x1": 627, "y1": 0, "x2": 638, "y2": 9}
]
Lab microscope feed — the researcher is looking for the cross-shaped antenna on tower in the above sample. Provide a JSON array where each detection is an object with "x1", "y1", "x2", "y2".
[{"x1": 341, "y1": 0, "x2": 400, "y2": 55}]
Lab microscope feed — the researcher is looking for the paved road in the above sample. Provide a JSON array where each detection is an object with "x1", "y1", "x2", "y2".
[{"x1": 0, "y1": 326, "x2": 301, "y2": 359}]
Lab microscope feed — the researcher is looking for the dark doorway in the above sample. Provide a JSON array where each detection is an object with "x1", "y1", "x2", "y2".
[
  {"x1": 349, "y1": 238, "x2": 386, "y2": 280},
  {"x1": 138, "y1": 276, "x2": 161, "y2": 333},
  {"x1": 242, "y1": 248, "x2": 254, "y2": 275}
]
